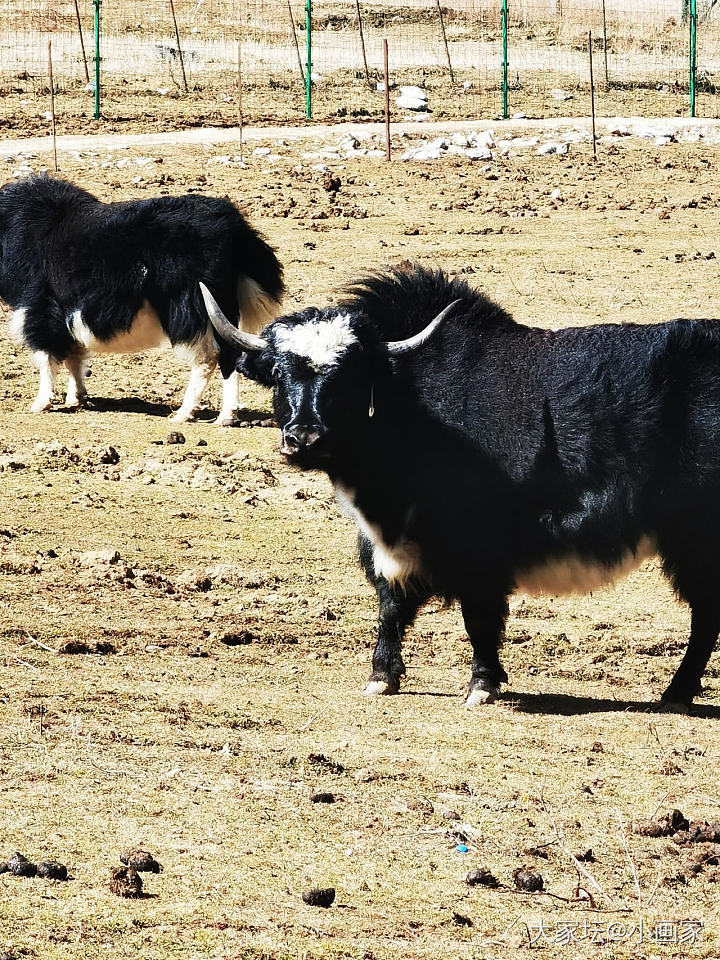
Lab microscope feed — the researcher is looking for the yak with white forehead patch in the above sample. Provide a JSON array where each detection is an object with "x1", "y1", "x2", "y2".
[
  {"x1": 204, "y1": 264, "x2": 720, "y2": 711},
  {"x1": 0, "y1": 175, "x2": 283, "y2": 423}
]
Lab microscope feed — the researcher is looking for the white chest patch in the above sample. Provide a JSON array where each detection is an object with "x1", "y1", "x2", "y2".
[
  {"x1": 69, "y1": 303, "x2": 170, "y2": 354},
  {"x1": 275, "y1": 313, "x2": 357, "y2": 371},
  {"x1": 516, "y1": 537, "x2": 656, "y2": 595},
  {"x1": 335, "y1": 484, "x2": 423, "y2": 588}
]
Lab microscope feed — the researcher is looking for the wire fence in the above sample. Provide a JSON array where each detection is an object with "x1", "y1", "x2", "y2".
[{"x1": 0, "y1": 0, "x2": 718, "y2": 135}]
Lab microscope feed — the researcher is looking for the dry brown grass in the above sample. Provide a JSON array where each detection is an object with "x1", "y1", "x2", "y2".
[{"x1": 0, "y1": 131, "x2": 720, "y2": 958}]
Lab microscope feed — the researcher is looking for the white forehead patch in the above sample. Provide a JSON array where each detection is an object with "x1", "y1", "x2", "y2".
[{"x1": 274, "y1": 312, "x2": 357, "y2": 371}]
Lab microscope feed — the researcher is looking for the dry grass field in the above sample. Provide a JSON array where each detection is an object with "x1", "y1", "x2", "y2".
[{"x1": 1, "y1": 126, "x2": 720, "y2": 959}]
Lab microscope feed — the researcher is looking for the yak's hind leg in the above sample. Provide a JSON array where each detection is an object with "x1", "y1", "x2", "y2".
[
  {"x1": 30, "y1": 351, "x2": 60, "y2": 413},
  {"x1": 216, "y1": 370, "x2": 240, "y2": 426},
  {"x1": 11, "y1": 300, "x2": 73, "y2": 413},
  {"x1": 461, "y1": 593, "x2": 510, "y2": 706},
  {"x1": 359, "y1": 535, "x2": 430, "y2": 696},
  {"x1": 661, "y1": 590, "x2": 719, "y2": 710},
  {"x1": 171, "y1": 360, "x2": 217, "y2": 423},
  {"x1": 661, "y1": 543, "x2": 720, "y2": 709},
  {"x1": 661, "y1": 599, "x2": 719, "y2": 710}
]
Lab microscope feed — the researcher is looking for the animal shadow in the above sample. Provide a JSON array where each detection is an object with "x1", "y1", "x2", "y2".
[
  {"x1": 60, "y1": 396, "x2": 174, "y2": 418},
  {"x1": 505, "y1": 690, "x2": 720, "y2": 719},
  {"x1": 55, "y1": 398, "x2": 273, "y2": 425},
  {"x1": 235, "y1": 408, "x2": 274, "y2": 425}
]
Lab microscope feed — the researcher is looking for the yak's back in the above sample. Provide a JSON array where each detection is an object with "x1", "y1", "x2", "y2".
[
  {"x1": 340, "y1": 264, "x2": 514, "y2": 341},
  {"x1": 0, "y1": 175, "x2": 97, "y2": 234}
]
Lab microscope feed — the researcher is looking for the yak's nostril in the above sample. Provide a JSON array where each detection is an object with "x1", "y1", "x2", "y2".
[
  {"x1": 282, "y1": 424, "x2": 325, "y2": 455},
  {"x1": 283, "y1": 430, "x2": 302, "y2": 451},
  {"x1": 303, "y1": 430, "x2": 322, "y2": 448}
]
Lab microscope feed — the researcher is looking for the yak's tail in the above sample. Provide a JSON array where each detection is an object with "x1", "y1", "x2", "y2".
[
  {"x1": 235, "y1": 222, "x2": 284, "y2": 336},
  {"x1": 237, "y1": 276, "x2": 282, "y2": 336}
]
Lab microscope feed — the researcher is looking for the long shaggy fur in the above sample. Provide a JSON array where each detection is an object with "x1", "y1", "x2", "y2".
[
  {"x1": 0, "y1": 175, "x2": 283, "y2": 419},
  {"x1": 237, "y1": 263, "x2": 720, "y2": 707}
]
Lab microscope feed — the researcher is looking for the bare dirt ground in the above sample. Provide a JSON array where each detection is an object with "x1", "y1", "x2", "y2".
[
  {"x1": 1, "y1": 122, "x2": 720, "y2": 959},
  {"x1": 0, "y1": 68, "x2": 709, "y2": 141}
]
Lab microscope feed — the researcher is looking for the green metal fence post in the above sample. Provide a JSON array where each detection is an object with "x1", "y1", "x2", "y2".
[
  {"x1": 501, "y1": 0, "x2": 509, "y2": 119},
  {"x1": 689, "y1": 0, "x2": 697, "y2": 117},
  {"x1": 305, "y1": 0, "x2": 312, "y2": 119},
  {"x1": 93, "y1": 0, "x2": 101, "y2": 119}
]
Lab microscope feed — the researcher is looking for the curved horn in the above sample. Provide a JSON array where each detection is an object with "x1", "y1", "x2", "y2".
[
  {"x1": 384, "y1": 299, "x2": 461, "y2": 357},
  {"x1": 199, "y1": 282, "x2": 268, "y2": 353}
]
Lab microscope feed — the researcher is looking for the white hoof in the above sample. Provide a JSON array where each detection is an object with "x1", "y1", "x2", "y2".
[
  {"x1": 65, "y1": 394, "x2": 88, "y2": 410},
  {"x1": 464, "y1": 686, "x2": 499, "y2": 707},
  {"x1": 214, "y1": 415, "x2": 237, "y2": 427},
  {"x1": 364, "y1": 679, "x2": 394, "y2": 696},
  {"x1": 30, "y1": 399, "x2": 53, "y2": 413},
  {"x1": 170, "y1": 409, "x2": 196, "y2": 424}
]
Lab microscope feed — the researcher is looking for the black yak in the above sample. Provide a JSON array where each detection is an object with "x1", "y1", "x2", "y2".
[
  {"x1": 204, "y1": 264, "x2": 720, "y2": 709},
  {"x1": 0, "y1": 175, "x2": 283, "y2": 423}
]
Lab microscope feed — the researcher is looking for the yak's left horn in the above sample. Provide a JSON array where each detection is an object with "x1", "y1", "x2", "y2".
[
  {"x1": 384, "y1": 299, "x2": 461, "y2": 357},
  {"x1": 200, "y1": 282, "x2": 268, "y2": 353}
]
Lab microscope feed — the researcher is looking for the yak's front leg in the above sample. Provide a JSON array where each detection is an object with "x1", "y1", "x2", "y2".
[
  {"x1": 461, "y1": 594, "x2": 509, "y2": 706},
  {"x1": 359, "y1": 536, "x2": 428, "y2": 696},
  {"x1": 366, "y1": 579, "x2": 427, "y2": 696}
]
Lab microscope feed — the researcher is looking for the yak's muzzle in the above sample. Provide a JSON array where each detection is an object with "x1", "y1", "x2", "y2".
[{"x1": 281, "y1": 423, "x2": 327, "y2": 457}]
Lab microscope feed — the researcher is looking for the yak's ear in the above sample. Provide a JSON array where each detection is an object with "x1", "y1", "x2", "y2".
[{"x1": 238, "y1": 349, "x2": 274, "y2": 387}]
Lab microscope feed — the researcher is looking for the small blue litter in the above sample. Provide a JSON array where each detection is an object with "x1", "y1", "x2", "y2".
[{"x1": 455, "y1": 844, "x2": 469, "y2": 853}]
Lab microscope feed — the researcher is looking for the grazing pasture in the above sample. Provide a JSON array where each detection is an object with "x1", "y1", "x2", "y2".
[{"x1": 1, "y1": 125, "x2": 720, "y2": 958}]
